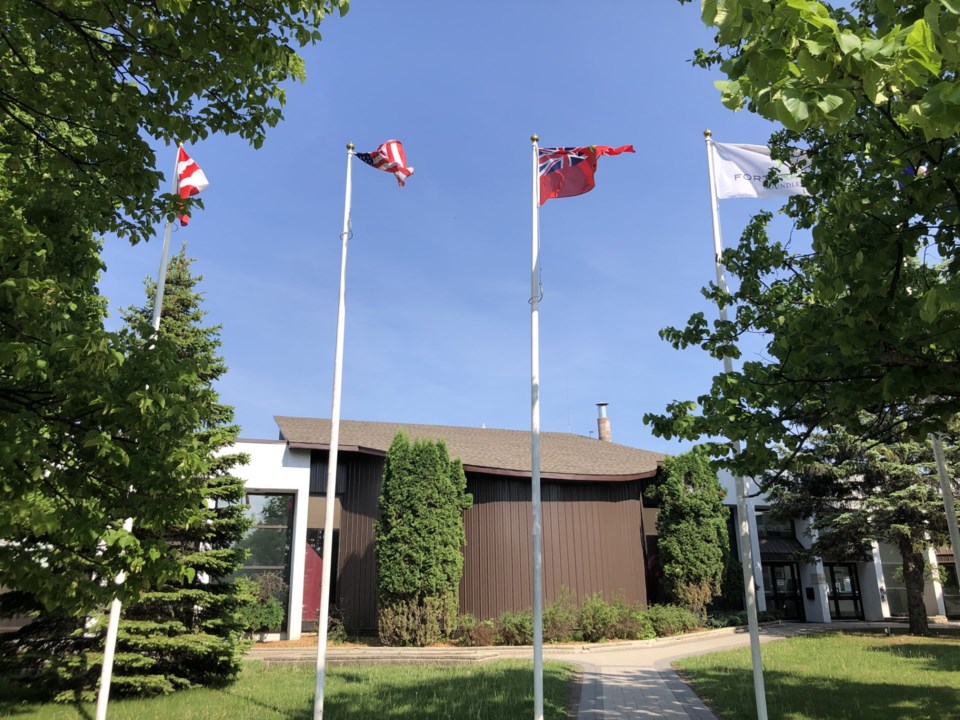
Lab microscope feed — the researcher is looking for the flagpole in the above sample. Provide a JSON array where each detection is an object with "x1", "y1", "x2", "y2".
[
  {"x1": 705, "y1": 129, "x2": 768, "y2": 720},
  {"x1": 530, "y1": 134, "x2": 544, "y2": 720},
  {"x1": 95, "y1": 142, "x2": 182, "y2": 720},
  {"x1": 930, "y1": 433, "x2": 960, "y2": 586},
  {"x1": 313, "y1": 142, "x2": 353, "y2": 720}
]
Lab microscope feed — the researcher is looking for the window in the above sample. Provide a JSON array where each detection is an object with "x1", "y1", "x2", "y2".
[
  {"x1": 235, "y1": 493, "x2": 295, "y2": 631},
  {"x1": 756, "y1": 513, "x2": 794, "y2": 539}
]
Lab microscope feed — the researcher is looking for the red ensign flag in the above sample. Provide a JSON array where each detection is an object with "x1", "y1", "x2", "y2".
[{"x1": 538, "y1": 145, "x2": 634, "y2": 205}]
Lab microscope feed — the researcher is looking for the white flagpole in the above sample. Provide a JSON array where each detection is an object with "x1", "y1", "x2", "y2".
[
  {"x1": 530, "y1": 134, "x2": 544, "y2": 720},
  {"x1": 95, "y1": 143, "x2": 182, "y2": 720},
  {"x1": 704, "y1": 129, "x2": 768, "y2": 720},
  {"x1": 930, "y1": 434, "x2": 960, "y2": 585},
  {"x1": 313, "y1": 142, "x2": 353, "y2": 720}
]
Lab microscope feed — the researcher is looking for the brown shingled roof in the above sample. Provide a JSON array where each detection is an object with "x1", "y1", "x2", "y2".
[{"x1": 274, "y1": 416, "x2": 663, "y2": 481}]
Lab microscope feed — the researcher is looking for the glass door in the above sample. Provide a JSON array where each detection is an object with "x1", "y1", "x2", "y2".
[
  {"x1": 941, "y1": 564, "x2": 960, "y2": 618},
  {"x1": 825, "y1": 563, "x2": 864, "y2": 620},
  {"x1": 761, "y1": 563, "x2": 805, "y2": 621}
]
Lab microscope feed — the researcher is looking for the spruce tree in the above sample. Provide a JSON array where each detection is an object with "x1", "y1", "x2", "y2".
[
  {"x1": 768, "y1": 416, "x2": 958, "y2": 635},
  {"x1": 0, "y1": 246, "x2": 253, "y2": 700},
  {"x1": 109, "y1": 246, "x2": 253, "y2": 694},
  {"x1": 375, "y1": 431, "x2": 472, "y2": 646}
]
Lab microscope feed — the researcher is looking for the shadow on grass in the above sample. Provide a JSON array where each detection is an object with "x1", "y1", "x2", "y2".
[
  {"x1": 0, "y1": 681, "x2": 46, "y2": 718},
  {"x1": 222, "y1": 685, "x2": 308, "y2": 720},
  {"x1": 866, "y1": 640, "x2": 960, "y2": 672},
  {"x1": 683, "y1": 667, "x2": 960, "y2": 720},
  {"x1": 210, "y1": 662, "x2": 574, "y2": 720},
  {"x1": 315, "y1": 664, "x2": 571, "y2": 720},
  {"x1": 0, "y1": 662, "x2": 575, "y2": 720},
  {"x1": 0, "y1": 702, "x2": 32, "y2": 718}
]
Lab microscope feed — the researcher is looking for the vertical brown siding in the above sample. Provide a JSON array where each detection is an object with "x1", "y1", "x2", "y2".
[
  {"x1": 315, "y1": 450, "x2": 649, "y2": 632},
  {"x1": 311, "y1": 451, "x2": 384, "y2": 633},
  {"x1": 460, "y1": 474, "x2": 534, "y2": 621},
  {"x1": 460, "y1": 475, "x2": 647, "y2": 620}
]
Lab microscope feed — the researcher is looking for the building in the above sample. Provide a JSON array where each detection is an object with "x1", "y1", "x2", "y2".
[
  {"x1": 233, "y1": 413, "x2": 663, "y2": 639},
  {"x1": 716, "y1": 471, "x2": 960, "y2": 623}
]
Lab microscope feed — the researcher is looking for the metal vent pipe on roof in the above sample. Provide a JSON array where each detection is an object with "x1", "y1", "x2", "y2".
[{"x1": 596, "y1": 402, "x2": 611, "y2": 442}]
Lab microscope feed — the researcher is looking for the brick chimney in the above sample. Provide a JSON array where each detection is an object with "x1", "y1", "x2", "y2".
[{"x1": 596, "y1": 402, "x2": 611, "y2": 442}]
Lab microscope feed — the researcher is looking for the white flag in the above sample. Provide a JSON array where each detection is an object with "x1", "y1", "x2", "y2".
[{"x1": 711, "y1": 142, "x2": 808, "y2": 200}]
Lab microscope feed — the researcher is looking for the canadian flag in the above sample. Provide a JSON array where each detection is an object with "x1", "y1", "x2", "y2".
[{"x1": 176, "y1": 146, "x2": 209, "y2": 226}]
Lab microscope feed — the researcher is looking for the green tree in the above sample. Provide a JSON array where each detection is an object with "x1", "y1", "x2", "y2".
[
  {"x1": 768, "y1": 416, "x2": 957, "y2": 634},
  {"x1": 374, "y1": 432, "x2": 472, "y2": 646},
  {"x1": 0, "y1": 0, "x2": 347, "y2": 614},
  {"x1": 648, "y1": 1, "x2": 960, "y2": 476},
  {"x1": 109, "y1": 247, "x2": 253, "y2": 695},
  {"x1": 650, "y1": 448, "x2": 729, "y2": 622},
  {"x1": 0, "y1": 248, "x2": 254, "y2": 699},
  {"x1": 1, "y1": 0, "x2": 349, "y2": 242},
  {"x1": 0, "y1": 223, "x2": 209, "y2": 613}
]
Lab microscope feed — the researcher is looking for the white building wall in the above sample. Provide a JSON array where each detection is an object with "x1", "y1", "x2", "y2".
[
  {"x1": 925, "y1": 546, "x2": 947, "y2": 617},
  {"x1": 860, "y1": 542, "x2": 890, "y2": 621},
  {"x1": 796, "y1": 518, "x2": 831, "y2": 623},
  {"x1": 718, "y1": 470, "x2": 767, "y2": 611},
  {"x1": 234, "y1": 440, "x2": 311, "y2": 640},
  {"x1": 715, "y1": 470, "x2": 952, "y2": 623}
]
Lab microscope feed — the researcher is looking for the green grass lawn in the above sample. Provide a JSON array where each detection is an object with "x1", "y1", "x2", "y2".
[
  {"x1": 0, "y1": 660, "x2": 575, "y2": 720},
  {"x1": 676, "y1": 631, "x2": 960, "y2": 720}
]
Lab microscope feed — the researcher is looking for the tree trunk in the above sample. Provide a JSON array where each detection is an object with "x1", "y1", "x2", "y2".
[{"x1": 898, "y1": 538, "x2": 929, "y2": 635}]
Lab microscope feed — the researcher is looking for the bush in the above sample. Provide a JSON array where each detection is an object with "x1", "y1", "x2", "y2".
[
  {"x1": 704, "y1": 610, "x2": 752, "y2": 628},
  {"x1": 236, "y1": 576, "x2": 285, "y2": 635},
  {"x1": 327, "y1": 613, "x2": 348, "y2": 645},
  {"x1": 760, "y1": 608, "x2": 784, "y2": 622},
  {"x1": 576, "y1": 593, "x2": 619, "y2": 643},
  {"x1": 378, "y1": 596, "x2": 453, "y2": 647},
  {"x1": 497, "y1": 609, "x2": 533, "y2": 646},
  {"x1": 611, "y1": 598, "x2": 655, "y2": 641},
  {"x1": 704, "y1": 608, "x2": 785, "y2": 628},
  {"x1": 543, "y1": 589, "x2": 578, "y2": 642},
  {"x1": 576, "y1": 594, "x2": 657, "y2": 642},
  {"x1": 644, "y1": 604, "x2": 700, "y2": 637},
  {"x1": 454, "y1": 614, "x2": 497, "y2": 647}
]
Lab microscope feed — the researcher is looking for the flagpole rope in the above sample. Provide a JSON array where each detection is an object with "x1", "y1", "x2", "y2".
[{"x1": 529, "y1": 222, "x2": 543, "y2": 305}]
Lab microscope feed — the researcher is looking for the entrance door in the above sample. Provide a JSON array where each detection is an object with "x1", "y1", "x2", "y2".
[
  {"x1": 825, "y1": 563, "x2": 864, "y2": 620},
  {"x1": 302, "y1": 542, "x2": 323, "y2": 628},
  {"x1": 762, "y1": 563, "x2": 805, "y2": 621},
  {"x1": 942, "y1": 564, "x2": 960, "y2": 618}
]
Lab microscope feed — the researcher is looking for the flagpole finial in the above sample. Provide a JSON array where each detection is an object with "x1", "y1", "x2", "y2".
[
  {"x1": 346, "y1": 142, "x2": 354, "y2": 151},
  {"x1": 531, "y1": 134, "x2": 539, "y2": 143},
  {"x1": 704, "y1": 129, "x2": 712, "y2": 138}
]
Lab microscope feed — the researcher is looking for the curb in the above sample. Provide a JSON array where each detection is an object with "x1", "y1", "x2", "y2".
[{"x1": 245, "y1": 621, "x2": 792, "y2": 665}]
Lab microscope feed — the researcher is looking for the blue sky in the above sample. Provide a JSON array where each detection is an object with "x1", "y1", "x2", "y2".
[{"x1": 98, "y1": 1, "x2": 798, "y2": 454}]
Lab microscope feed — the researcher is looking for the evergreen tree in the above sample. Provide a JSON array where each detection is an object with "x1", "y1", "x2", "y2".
[
  {"x1": 374, "y1": 432, "x2": 472, "y2": 646},
  {"x1": 0, "y1": 247, "x2": 253, "y2": 700},
  {"x1": 109, "y1": 247, "x2": 253, "y2": 695},
  {"x1": 651, "y1": 448, "x2": 730, "y2": 622},
  {"x1": 768, "y1": 416, "x2": 957, "y2": 635}
]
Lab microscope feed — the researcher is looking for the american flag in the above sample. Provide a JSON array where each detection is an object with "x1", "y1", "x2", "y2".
[
  {"x1": 538, "y1": 147, "x2": 589, "y2": 177},
  {"x1": 356, "y1": 140, "x2": 414, "y2": 186},
  {"x1": 176, "y1": 145, "x2": 209, "y2": 226}
]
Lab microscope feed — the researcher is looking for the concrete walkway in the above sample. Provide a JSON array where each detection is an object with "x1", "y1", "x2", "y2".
[
  {"x1": 547, "y1": 623, "x2": 805, "y2": 719},
  {"x1": 247, "y1": 621, "x2": 930, "y2": 719}
]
